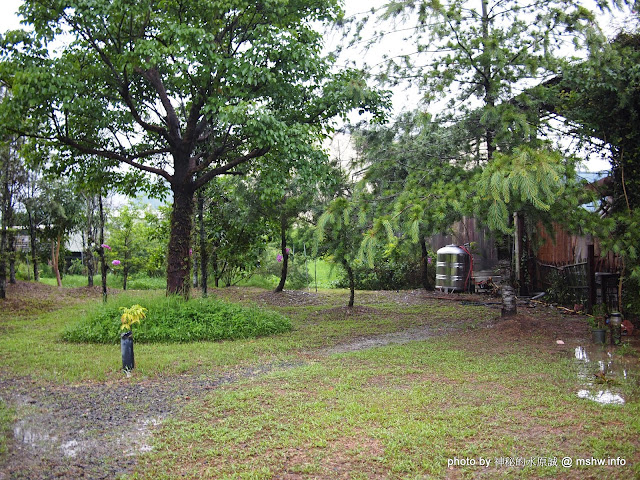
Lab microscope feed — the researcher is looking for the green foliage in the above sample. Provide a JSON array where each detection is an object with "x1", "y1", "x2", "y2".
[
  {"x1": 38, "y1": 177, "x2": 83, "y2": 244},
  {"x1": 141, "y1": 205, "x2": 171, "y2": 277},
  {"x1": 356, "y1": 0, "x2": 623, "y2": 157},
  {"x1": 314, "y1": 185, "x2": 366, "y2": 305},
  {"x1": 315, "y1": 194, "x2": 363, "y2": 267},
  {"x1": 552, "y1": 33, "x2": 640, "y2": 316},
  {"x1": 257, "y1": 245, "x2": 311, "y2": 290},
  {"x1": 474, "y1": 145, "x2": 580, "y2": 233},
  {"x1": 0, "y1": 0, "x2": 389, "y2": 294},
  {"x1": 62, "y1": 295, "x2": 292, "y2": 344},
  {"x1": 544, "y1": 270, "x2": 575, "y2": 306},
  {"x1": 352, "y1": 113, "x2": 475, "y2": 267},
  {"x1": 67, "y1": 258, "x2": 85, "y2": 276},
  {"x1": 202, "y1": 177, "x2": 272, "y2": 287},
  {"x1": 106, "y1": 201, "x2": 167, "y2": 285},
  {"x1": 334, "y1": 254, "x2": 430, "y2": 291}
]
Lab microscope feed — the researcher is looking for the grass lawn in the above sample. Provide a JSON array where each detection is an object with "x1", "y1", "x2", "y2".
[
  {"x1": 133, "y1": 329, "x2": 640, "y2": 479},
  {"x1": 1, "y1": 281, "x2": 639, "y2": 479}
]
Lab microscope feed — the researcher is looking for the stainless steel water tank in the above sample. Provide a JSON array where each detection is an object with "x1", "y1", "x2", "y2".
[{"x1": 435, "y1": 244, "x2": 471, "y2": 293}]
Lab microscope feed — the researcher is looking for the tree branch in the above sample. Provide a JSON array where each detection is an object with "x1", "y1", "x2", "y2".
[
  {"x1": 58, "y1": 135, "x2": 173, "y2": 183},
  {"x1": 194, "y1": 147, "x2": 270, "y2": 190},
  {"x1": 135, "y1": 66, "x2": 182, "y2": 142}
]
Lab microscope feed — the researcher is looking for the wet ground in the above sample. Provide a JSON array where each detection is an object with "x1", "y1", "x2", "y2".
[
  {"x1": 574, "y1": 342, "x2": 640, "y2": 406},
  {"x1": 0, "y1": 363, "x2": 301, "y2": 480},
  {"x1": 1, "y1": 285, "x2": 639, "y2": 479}
]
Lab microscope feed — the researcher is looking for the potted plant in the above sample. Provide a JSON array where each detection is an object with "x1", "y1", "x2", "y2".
[
  {"x1": 120, "y1": 304, "x2": 147, "y2": 371},
  {"x1": 589, "y1": 303, "x2": 607, "y2": 344}
]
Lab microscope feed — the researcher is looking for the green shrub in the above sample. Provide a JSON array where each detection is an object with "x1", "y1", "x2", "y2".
[
  {"x1": 334, "y1": 257, "x2": 426, "y2": 290},
  {"x1": 62, "y1": 295, "x2": 292, "y2": 344}
]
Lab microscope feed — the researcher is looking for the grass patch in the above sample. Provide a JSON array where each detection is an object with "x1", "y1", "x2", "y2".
[
  {"x1": 135, "y1": 336, "x2": 640, "y2": 479},
  {"x1": 235, "y1": 258, "x2": 343, "y2": 290},
  {"x1": 39, "y1": 274, "x2": 166, "y2": 290},
  {"x1": 62, "y1": 294, "x2": 292, "y2": 344}
]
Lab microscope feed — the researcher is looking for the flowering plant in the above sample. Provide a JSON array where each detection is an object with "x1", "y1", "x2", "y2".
[
  {"x1": 101, "y1": 244, "x2": 111, "y2": 250},
  {"x1": 120, "y1": 304, "x2": 148, "y2": 331},
  {"x1": 112, "y1": 259, "x2": 121, "y2": 266}
]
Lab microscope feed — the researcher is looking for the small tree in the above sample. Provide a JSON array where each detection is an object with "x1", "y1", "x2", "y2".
[
  {"x1": 473, "y1": 144, "x2": 583, "y2": 314},
  {"x1": 39, "y1": 178, "x2": 82, "y2": 287},
  {"x1": 253, "y1": 149, "x2": 340, "y2": 292},
  {"x1": 315, "y1": 192, "x2": 365, "y2": 308},
  {"x1": 203, "y1": 177, "x2": 271, "y2": 288},
  {"x1": 107, "y1": 203, "x2": 147, "y2": 290}
]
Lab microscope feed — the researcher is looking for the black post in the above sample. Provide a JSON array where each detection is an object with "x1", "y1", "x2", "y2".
[
  {"x1": 121, "y1": 331, "x2": 134, "y2": 371},
  {"x1": 587, "y1": 244, "x2": 596, "y2": 314}
]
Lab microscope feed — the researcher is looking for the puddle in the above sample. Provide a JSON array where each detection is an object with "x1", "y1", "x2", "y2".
[
  {"x1": 574, "y1": 344, "x2": 638, "y2": 405},
  {"x1": 12, "y1": 414, "x2": 161, "y2": 461},
  {"x1": 13, "y1": 423, "x2": 57, "y2": 449},
  {"x1": 577, "y1": 389, "x2": 625, "y2": 405}
]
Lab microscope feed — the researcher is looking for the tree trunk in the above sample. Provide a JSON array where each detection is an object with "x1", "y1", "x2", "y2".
[
  {"x1": 420, "y1": 238, "x2": 431, "y2": 291},
  {"x1": 86, "y1": 196, "x2": 94, "y2": 287},
  {"x1": 167, "y1": 185, "x2": 195, "y2": 297},
  {"x1": 28, "y1": 209, "x2": 39, "y2": 281},
  {"x1": 501, "y1": 284, "x2": 517, "y2": 317},
  {"x1": 8, "y1": 229, "x2": 16, "y2": 284},
  {"x1": 123, "y1": 238, "x2": 129, "y2": 291},
  {"x1": 274, "y1": 213, "x2": 289, "y2": 293},
  {"x1": 198, "y1": 190, "x2": 208, "y2": 297},
  {"x1": 86, "y1": 245, "x2": 94, "y2": 287},
  {"x1": 0, "y1": 157, "x2": 9, "y2": 297},
  {"x1": 212, "y1": 250, "x2": 220, "y2": 288},
  {"x1": 99, "y1": 195, "x2": 107, "y2": 302},
  {"x1": 0, "y1": 211, "x2": 6, "y2": 300},
  {"x1": 513, "y1": 211, "x2": 521, "y2": 294},
  {"x1": 52, "y1": 236, "x2": 62, "y2": 287},
  {"x1": 343, "y1": 260, "x2": 355, "y2": 308},
  {"x1": 480, "y1": 0, "x2": 496, "y2": 162}
]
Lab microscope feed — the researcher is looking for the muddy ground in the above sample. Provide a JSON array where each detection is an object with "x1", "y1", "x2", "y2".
[{"x1": 0, "y1": 282, "x2": 634, "y2": 479}]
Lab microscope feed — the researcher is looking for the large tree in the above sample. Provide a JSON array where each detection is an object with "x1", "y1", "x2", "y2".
[
  {"x1": 0, "y1": 0, "x2": 387, "y2": 296},
  {"x1": 546, "y1": 30, "x2": 640, "y2": 306}
]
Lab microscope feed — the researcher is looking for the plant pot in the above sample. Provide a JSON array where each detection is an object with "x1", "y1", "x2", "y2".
[
  {"x1": 591, "y1": 328, "x2": 607, "y2": 345},
  {"x1": 121, "y1": 331, "x2": 135, "y2": 371}
]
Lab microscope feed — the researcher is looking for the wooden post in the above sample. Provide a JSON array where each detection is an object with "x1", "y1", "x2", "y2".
[
  {"x1": 513, "y1": 212, "x2": 520, "y2": 293},
  {"x1": 587, "y1": 244, "x2": 596, "y2": 314}
]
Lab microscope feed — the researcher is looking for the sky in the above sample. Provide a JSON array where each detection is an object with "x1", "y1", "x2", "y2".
[
  {"x1": 0, "y1": 0, "x2": 632, "y2": 172},
  {"x1": 0, "y1": 0, "x2": 22, "y2": 32}
]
